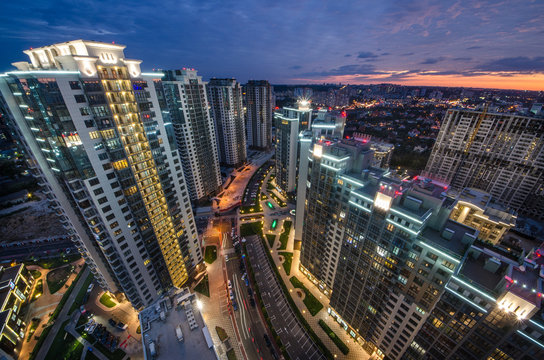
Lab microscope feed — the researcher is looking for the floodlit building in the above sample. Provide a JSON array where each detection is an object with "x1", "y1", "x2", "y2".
[
  {"x1": 0, "y1": 40, "x2": 203, "y2": 308},
  {"x1": 274, "y1": 100, "x2": 312, "y2": 193},
  {"x1": 154, "y1": 69, "x2": 222, "y2": 202},
  {"x1": 425, "y1": 108, "x2": 544, "y2": 221},
  {"x1": 245, "y1": 80, "x2": 273, "y2": 150},
  {"x1": 449, "y1": 188, "x2": 517, "y2": 244},
  {"x1": 207, "y1": 78, "x2": 247, "y2": 167},
  {"x1": 352, "y1": 133, "x2": 394, "y2": 169},
  {"x1": 299, "y1": 138, "x2": 544, "y2": 359},
  {"x1": 0, "y1": 264, "x2": 34, "y2": 353}
]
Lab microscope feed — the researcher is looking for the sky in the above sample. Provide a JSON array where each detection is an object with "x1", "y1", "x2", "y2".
[{"x1": 1, "y1": 0, "x2": 543, "y2": 90}]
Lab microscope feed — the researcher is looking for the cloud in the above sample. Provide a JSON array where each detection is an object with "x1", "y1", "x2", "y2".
[
  {"x1": 344, "y1": 54, "x2": 351, "y2": 57},
  {"x1": 475, "y1": 57, "x2": 544, "y2": 72},
  {"x1": 466, "y1": 46, "x2": 483, "y2": 50},
  {"x1": 357, "y1": 51, "x2": 379, "y2": 59},
  {"x1": 381, "y1": 52, "x2": 390, "y2": 56},
  {"x1": 420, "y1": 57, "x2": 446, "y2": 64},
  {"x1": 300, "y1": 64, "x2": 384, "y2": 77},
  {"x1": 400, "y1": 52, "x2": 414, "y2": 56},
  {"x1": 453, "y1": 57, "x2": 472, "y2": 61},
  {"x1": 290, "y1": 65, "x2": 302, "y2": 70}
]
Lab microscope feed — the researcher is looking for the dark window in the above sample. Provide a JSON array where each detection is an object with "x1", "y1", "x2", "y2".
[
  {"x1": 102, "y1": 205, "x2": 112, "y2": 213},
  {"x1": 69, "y1": 81, "x2": 81, "y2": 89},
  {"x1": 74, "y1": 95, "x2": 86, "y2": 103},
  {"x1": 80, "y1": 107, "x2": 91, "y2": 116},
  {"x1": 107, "y1": 172, "x2": 116, "y2": 180},
  {"x1": 97, "y1": 197, "x2": 108, "y2": 204},
  {"x1": 93, "y1": 188, "x2": 104, "y2": 196},
  {"x1": 89, "y1": 178, "x2": 100, "y2": 186},
  {"x1": 98, "y1": 153, "x2": 108, "y2": 161},
  {"x1": 103, "y1": 163, "x2": 112, "y2": 171}
]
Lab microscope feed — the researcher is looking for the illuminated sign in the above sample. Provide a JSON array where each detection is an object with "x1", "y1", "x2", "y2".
[
  {"x1": 313, "y1": 144, "x2": 323, "y2": 158},
  {"x1": 374, "y1": 192, "x2": 392, "y2": 211}
]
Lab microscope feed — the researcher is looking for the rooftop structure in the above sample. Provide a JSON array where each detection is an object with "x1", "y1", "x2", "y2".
[{"x1": 450, "y1": 188, "x2": 517, "y2": 244}]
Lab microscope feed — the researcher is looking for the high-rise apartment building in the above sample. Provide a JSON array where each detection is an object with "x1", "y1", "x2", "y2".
[
  {"x1": 299, "y1": 138, "x2": 544, "y2": 360},
  {"x1": 207, "y1": 78, "x2": 246, "y2": 167},
  {"x1": 153, "y1": 69, "x2": 222, "y2": 203},
  {"x1": 245, "y1": 80, "x2": 273, "y2": 150},
  {"x1": 425, "y1": 108, "x2": 544, "y2": 221},
  {"x1": 274, "y1": 100, "x2": 312, "y2": 193},
  {"x1": 0, "y1": 40, "x2": 202, "y2": 308}
]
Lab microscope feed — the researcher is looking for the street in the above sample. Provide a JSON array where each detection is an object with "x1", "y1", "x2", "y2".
[
  {"x1": 222, "y1": 221, "x2": 275, "y2": 360},
  {"x1": 0, "y1": 240, "x2": 76, "y2": 262},
  {"x1": 245, "y1": 234, "x2": 326, "y2": 360}
]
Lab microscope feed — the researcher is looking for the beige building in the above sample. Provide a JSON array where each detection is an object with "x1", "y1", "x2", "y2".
[{"x1": 450, "y1": 188, "x2": 517, "y2": 244}]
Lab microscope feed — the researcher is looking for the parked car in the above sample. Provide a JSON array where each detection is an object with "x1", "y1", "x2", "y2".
[
  {"x1": 249, "y1": 297, "x2": 256, "y2": 307},
  {"x1": 108, "y1": 318, "x2": 117, "y2": 327},
  {"x1": 232, "y1": 299, "x2": 238, "y2": 311},
  {"x1": 117, "y1": 321, "x2": 128, "y2": 330},
  {"x1": 264, "y1": 334, "x2": 271, "y2": 347},
  {"x1": 227, "y1": 280, "x2": 233, "y2": 290}
]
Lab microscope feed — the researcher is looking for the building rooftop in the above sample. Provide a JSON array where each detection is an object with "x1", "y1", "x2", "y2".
[
  {"x1": 139, "y1": 289, "x2": 216, "y2": 360},
  {"x1": 422, "y1": 219, "x2": 477, "y2": 259},
  {"x1": 459, "y1": 250, "x2": 509, "y2": 294}
]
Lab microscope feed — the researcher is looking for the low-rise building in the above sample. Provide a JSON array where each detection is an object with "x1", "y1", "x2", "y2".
[
  {"x1": 0, "y1": 264, "x2": 34, "y2": 353},
  {"x1": 139, "y1": 288, "x2": 217, "y2": 360}
]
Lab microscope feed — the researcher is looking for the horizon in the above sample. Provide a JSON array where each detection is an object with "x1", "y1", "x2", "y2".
[{"x1": 1, "y1": 1, "x2": 543, "y2": 91}]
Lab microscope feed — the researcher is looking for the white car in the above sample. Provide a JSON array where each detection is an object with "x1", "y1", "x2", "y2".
[
  {"x1": 229, "y1": 289, "x2": 235, "y2": 301},
  {"x1": 227, "y1": 280, "x2": 233, "y2": 290}
]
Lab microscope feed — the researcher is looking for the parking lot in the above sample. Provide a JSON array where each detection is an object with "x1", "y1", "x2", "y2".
[{"x1": 245, "y1": 235, "x2": 326, "y2": 360}]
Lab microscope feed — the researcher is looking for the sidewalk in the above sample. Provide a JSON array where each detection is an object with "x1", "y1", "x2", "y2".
[
  {"x1": 198, "y1": 235, "x2": 245, "y2": 360},
  {"x1": 34, "y1": 266, "x2": 91, "y2": 360},
  {"x1": 265, "y1": 226, "x2": 371, "y2": 360}
]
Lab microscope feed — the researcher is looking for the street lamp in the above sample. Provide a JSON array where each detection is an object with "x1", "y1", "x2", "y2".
[{"x1": 196, "y1": 300, "x2": 203, "y2": 310}]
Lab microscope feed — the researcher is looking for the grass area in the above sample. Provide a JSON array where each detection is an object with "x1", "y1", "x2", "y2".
[
  {"x1": 30, "y1": 269, "x2": 42, "y2": 279},
  {"x1": 26, "y1": 318, "x2": 40, "y2": 342},
  {"x1": 278, "y1": 221, "x2": 292, "y2": 250},
  {"x1": 137, "y1": 325, "x2": 141, "y2": 334},
  {"x1": 68, "y1": 273, "x2": 94, "y2": 315},
  {"x1": 216, "y1": 326, "x2": 228, "y2": 341},
  {"x1": 226, "y1": 348, "x2": 237, "y2": 360},
  {"x1": 290, "y1": 276, "x2": 324, "y2": 316},
  {"x1": 194, "y1": 274, "x2": 210, "y2": 297},
  {"x1": 86, "y1": 352, "x2": 100, "y2": 360},
  {"x1": 46, "y1": 265, "x2": 73, "y2": 294},
  {"x1": 44, "y1": 320, "x2": 83, "y2": 360},
  {"x1": 240, "y1": 222, "x2": 263, "y2": 237},
  {"x1": 204, "y1": 246, "x2": 217, "y2": 264},
  {"x1": 26, "y1": 254, "x2": 81, "y2": 269},
  {"x1": 279, "y1": 252, "x2": 293, "y2": 276},
  {"x1": 269, "y1": 192, "x2": 287, "y2": 207},
  {"x1": 99, "y1": 292, "x2": 117, "y2": 308},
  {"x1": 91, "y1": 342, "x2": 126, "y2": 360},
  {"x1": 31, "y1": 279, "x2": 43, "y2": 302},
  {"x1": 266, "y1": 234, "x2": 276, "y2": 248},
  {"x1": 29, "y1": 325, "x2": 52, "y2": 360},
  {"x1": 42, "y1": 265, "x2": 87, "y2": 333},
  {"x1": 318, "y1": 319, "x2": 350, "y2": 355},
  {"x1": 257, "y1": 238, "x2": 333, "y2": 359}
]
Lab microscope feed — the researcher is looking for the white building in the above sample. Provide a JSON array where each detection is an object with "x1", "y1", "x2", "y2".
[
  {"x1": 207, "y1": 78, "x2": 247, "y2": 167},
  {"x1": 153, "y1": 69, "x2": 222, "y2": 203},
  {"x1": 0, "y1": 40, "x2": 202, "y2": 308}
]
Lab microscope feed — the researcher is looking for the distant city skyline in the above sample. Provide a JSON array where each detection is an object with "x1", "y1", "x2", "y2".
[{"x1": 0, "y1": 0, "x2": 543, "y2": 90}]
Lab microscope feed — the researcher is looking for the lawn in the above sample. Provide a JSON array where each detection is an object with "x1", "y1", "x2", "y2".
[
  {"x1": 290, "y1": 276, "x2": 324, "y2": 316},
  {"x1": 194, "y1": 274, "x2": 210, "y2": 297},
  {"x1": 99, "y1": 292, "x2": 117, "y2": 308},
  {"x1": 240, "y1": 222, "x2": 263, "y2": 237},
  {"x1": 26, "y1": 318, "x2": 40, "y2": 342},
  {"x1": 278, "y1": 221, "x2": 292, "y2": 250},
  {"x1": 31, "y1": 279, "x2": 43, "y2": 302},
  {"x1": 30, "y1": 269, "x2": 42, "y2": 279},
  {"x1": 318, "y1": 319, "x2": 350, "y2": 355},
  {"x1": 279, "y1": 252, "x2": 293, "y2": 276},
  {"x1": 68, "y1": 273, "x2": 94, "y2": 314},
  {"x1": 269, "y1": 192, "x2": 287, "y2": 207},
  {"x1": 215, "y1": 326, "x2": 228, "y2": 341},
  {"x1": 44, "y1": 320, "x2": 83, "y2": 360},
  {"x1": 46, "y1": 265, "x2": 73, "y2": 294},
  {"x1": 266, "y1": 234, "x2": 276, "y2": 248},
  {"x1": 227, "y1": 348, "x2": 237, "y2": 360},
  {"x1": 204, "y1": 246, "x2": 217, "y2": 264}
]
